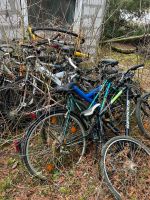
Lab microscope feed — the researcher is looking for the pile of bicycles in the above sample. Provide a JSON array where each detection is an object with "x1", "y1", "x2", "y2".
[{"x1": 0, "y1": 27, "x2": 150, "y2": 200}]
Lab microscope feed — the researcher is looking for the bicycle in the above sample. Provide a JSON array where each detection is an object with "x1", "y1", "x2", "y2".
[
  {"x1": 21, "y1": 64, "x2": 147, "y2": 183},
  {"x1": 0, "y1": 40, "x2": 120, "y2": 141}
]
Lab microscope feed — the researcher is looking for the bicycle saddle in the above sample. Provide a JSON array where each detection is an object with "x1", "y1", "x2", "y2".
[
  {"x1": 81, "y1": 103, "x2": 100, "y2": 116},
  {"x1": 100, "y1": 59, "x2": 119, "y2": 66}
]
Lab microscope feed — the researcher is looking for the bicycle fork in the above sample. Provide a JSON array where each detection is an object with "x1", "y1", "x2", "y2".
[{"x1": 125, "y1": 88, "x2": 130, "y2": 136}]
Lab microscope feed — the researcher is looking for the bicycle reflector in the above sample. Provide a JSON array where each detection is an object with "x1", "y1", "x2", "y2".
[
  {"x1": 51, "y1": 116, "x2": 57, "y2": 124},
  {"x1": 13, "y1": 140, "x2": 22, "y2": 153},
  {"x1": 29, "y1": 112, "x2": 37, "y2": 120},
  {"x1": 46, "y1": 164, "x2": 54, "y2": 172},
  {"x1": 71, "y1": 125, "x2": 77, "y2": 133}
]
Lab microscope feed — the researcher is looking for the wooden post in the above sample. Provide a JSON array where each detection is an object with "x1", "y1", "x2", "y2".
[{"x1": 73, "y1": 0, "x2": 107, "y2": 55}]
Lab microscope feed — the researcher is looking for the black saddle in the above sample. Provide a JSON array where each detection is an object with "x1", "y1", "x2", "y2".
[{"x1": 100, "y1": 59, "x2": 119, "y2": 67}]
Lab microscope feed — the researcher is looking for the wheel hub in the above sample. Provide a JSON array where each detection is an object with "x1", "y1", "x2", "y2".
[
  {"x1": 123, "y1": 160, "x2": 137, "y2": 172},
  {"x1": 9, "y1": 110, "x2": 18, "y2": 118}
]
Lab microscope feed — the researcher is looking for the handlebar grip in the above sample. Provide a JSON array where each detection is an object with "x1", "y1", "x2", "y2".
[
  {"x1": 130, "y1": 64, "x2": 144, "y2": 71},
  {"x1": 74, "y1": 51, "x2": 89, "y2": 58},
  {"x1": 125, "y1": 63, "x2": 144, "y2": 75}
]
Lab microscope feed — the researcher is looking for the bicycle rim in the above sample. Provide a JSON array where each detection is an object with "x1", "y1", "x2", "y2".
[
  {"x1": 137, "y1": 93, "x2": 150, "y2": 138},
  {"x1": 101, "y1": 136, "x2": 150, "y2": 200},
  {"x1": 24, "y1": 111, "x2": 86, "y2": 180}
]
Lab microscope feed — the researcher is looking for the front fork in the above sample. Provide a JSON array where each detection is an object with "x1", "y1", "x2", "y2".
[
  {"x1": 125, "y1": 88, "x2": 130, "y2": 136},
  {"x1": 93, "y1": 115, "x2": 104, "y2": 161},
  {"x1": 61, "y1": 96, "x2": 73, "y2": 142}
]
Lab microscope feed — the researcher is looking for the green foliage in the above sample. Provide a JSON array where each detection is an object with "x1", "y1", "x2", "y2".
[
  {"x1": 122, "y1": 0, "x2": 149, "y2": 16},
  {"x1": 0, "y1": 177, "x2": 12, "y2": 193},
  {"x1": 59, "y1": 186, "x2": 71, "y2": 194},
  {"x1": 104, "y1": 0, "x2": 150, "y2": 39}
]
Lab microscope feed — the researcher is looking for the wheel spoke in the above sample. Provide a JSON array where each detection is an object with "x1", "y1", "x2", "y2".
[
  {"x1": 23, "y1": 111, "x2": 86, "y2": 180},
  {"x1": 101, "y1": 136, "x2": 150, "y2": 199}
]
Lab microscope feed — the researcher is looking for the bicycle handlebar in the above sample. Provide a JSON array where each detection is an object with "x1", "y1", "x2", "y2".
[
  {"x1": 125, "y1": 64, "x2": 144, "y2": 74},
  {"x1": 117, "y1": 63, "x2": 144, "y2": 85},
  {"x1": 31, "y1": 27, "x2": 85, "y2": 44},
  {"x1": 20, "y1": 39, "x2": 89, "y2": 59}
]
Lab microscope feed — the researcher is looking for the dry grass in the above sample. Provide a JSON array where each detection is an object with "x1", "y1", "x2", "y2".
[{"x1": 0, "y1": 143, "x2": 114, "y2": 200}]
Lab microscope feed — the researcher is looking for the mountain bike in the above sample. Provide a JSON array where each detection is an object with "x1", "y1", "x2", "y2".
[{"x1": 21, "y1": 64, "x2": 147, "y2": 183}]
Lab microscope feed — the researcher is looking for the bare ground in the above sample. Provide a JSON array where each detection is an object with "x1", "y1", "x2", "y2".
[{"x1": 0, "y1": 143, "x2": 115, "y2": 200}]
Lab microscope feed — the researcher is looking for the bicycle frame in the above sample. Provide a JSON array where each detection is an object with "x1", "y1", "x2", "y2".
[
  {"x1": 99, "y1": 85, "x2": 131, "y2": 136},
  {"x1": 8, "y1": 61, "x2": 65, "y2": 114},
  {"x1": 71, "y1": 80, "x2": 107, "y2": 104},
  {"x1": 60, "y1": 81, "x2": 113, "y2": 143},
  {"x1": 64, "y1": 82, "x2": 132, "y2": 146}
]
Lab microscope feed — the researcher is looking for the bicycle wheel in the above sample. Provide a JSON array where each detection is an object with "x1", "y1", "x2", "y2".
[
  {"x1": 0, "y1": 83, "x2": 26, "y2": 138},
  {"x1": 0, "y1": 79, "x2": 45, "y2": 139},
  {"x1": 101, "y1": 135, "x2": 150, "y2": 200},
  {"x1": 22, "y1": 109, "x2": 86, "y2": 180},
  {"x1": 136, "y1": 93, "x2": 150, "y2": 139}
]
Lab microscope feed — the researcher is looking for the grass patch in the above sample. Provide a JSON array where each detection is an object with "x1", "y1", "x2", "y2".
[
  {"x1": 98, "y1": 46, "x2": 150, "y2": 69},
  {"x1": 59, "y1": 186, "x2": 71, "y2": 195},
  {"x1": 0, "y1": 177, "x2": 12, "y2": 193}
]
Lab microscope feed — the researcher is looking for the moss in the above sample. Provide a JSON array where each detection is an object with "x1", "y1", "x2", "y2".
[
  {"x1": 7, "y1": 158, "x2": 16, "y2": 167},
  {"x1": 59, "y1": 186, "x2": 71, "y2": 195},
  {"x1": 40, "y1": 187, "x2": 51, "y2": 196},
  {"x1": 0, "y1": 177, "x2": 12, "y2": 193},
  {"x1": 130, "y1": 195, "x2": 138, "y2": 200},
  {"x1": 79, "y1": 197, "x2": 86, "y2": 200},
  {"x1": 82, "y1": 185, "x2": 96, "y2": 199},
  {"x1": 52, "y1": 170, "x2": 61, "y2": 180}
]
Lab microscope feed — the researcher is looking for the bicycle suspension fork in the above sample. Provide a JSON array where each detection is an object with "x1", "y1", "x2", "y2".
[{"x1": 125, "y1": 87, "x2": 130, "y2": 136}]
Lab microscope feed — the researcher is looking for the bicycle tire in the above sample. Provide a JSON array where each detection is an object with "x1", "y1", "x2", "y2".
[
  {"x1": 0, "y1": 81, "x2": 27, "y2": 137},
  {"x1": 100, "y1": 135, "x2": 150, "y2": 200},
  {"x1": 22, "y1": 109, "x2": 86, "y2": 180},
  {"x1": 0, "y1": 78, "x2": 45, "y2": 138},
  {"x1": 136, "y1": 92, "x2": 150, "y2": 139}
]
